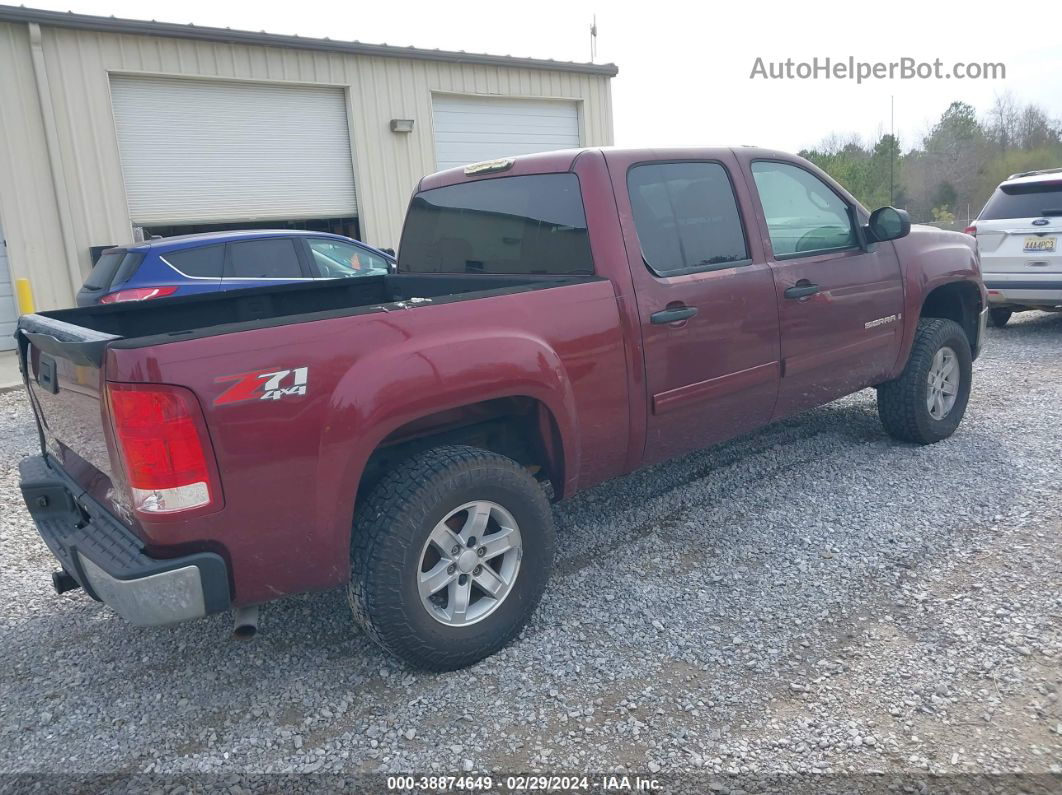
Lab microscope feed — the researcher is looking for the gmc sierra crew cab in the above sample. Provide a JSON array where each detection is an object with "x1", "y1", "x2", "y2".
[{"x1": 15, "y1": 147, "x2": 987, "y2": 670}]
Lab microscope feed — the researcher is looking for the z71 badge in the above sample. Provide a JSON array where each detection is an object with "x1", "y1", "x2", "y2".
[{"x1": 214, "y1": 367, "x2": 309, "y2": 405}]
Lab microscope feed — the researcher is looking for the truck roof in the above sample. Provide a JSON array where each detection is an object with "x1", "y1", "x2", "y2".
[{"x1": 418, "y1": 146, "x2": 789, "y2": 191}]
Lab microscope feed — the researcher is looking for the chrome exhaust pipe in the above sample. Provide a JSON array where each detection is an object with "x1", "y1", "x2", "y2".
[{"x1": 232, "y1": 605, "x2": 259, "y2": 639}]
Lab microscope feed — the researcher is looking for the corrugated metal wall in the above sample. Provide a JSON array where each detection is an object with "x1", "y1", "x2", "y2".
[
  {"x1": 0, "y1": 23, "x2": 71, "y2": 314},
  {"x1": 0, "y1": 21, "x2": 614, "y2": 309}
]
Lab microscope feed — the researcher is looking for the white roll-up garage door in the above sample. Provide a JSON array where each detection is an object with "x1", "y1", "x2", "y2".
[
  {"x1": 110, "y1": 76, "x2": 358, "y2": 225},
  {"x1": 0, "y1": 218, "x2": 15, "y2": 352},
  {"x1": 432, "y1": 95, "x2": 580, "y2": 172}
]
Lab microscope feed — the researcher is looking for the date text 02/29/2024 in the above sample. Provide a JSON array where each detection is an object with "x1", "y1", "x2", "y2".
[{"x1": 385, "y1": 775, "x2": 661, "y2": 792}]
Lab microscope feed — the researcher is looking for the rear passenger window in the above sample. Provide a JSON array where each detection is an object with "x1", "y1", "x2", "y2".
[
  {"x1": 228, "y1": 239, "x2": 302, "y2": 279},
  {"x1": 165, "y1": 245, "x2": 225, "y2": 278},
  {"x1": 627, "y1": 162, "x2": 749, "y2": 277}
]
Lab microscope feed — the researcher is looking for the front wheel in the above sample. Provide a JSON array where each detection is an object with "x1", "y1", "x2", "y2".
[
  {"x1": 348, "y1": 445, "x2": 555, "y2": 670},
  {"x1": 877, "y1": 318, "x2": 972, "y2": 445}
]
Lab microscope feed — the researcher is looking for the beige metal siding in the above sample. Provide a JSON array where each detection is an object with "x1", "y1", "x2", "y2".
[
  {"x1": 0, "y1": 20, "x2": 613, "y2": 308},
  {"x1": 0, "y1": 22, "x2": 70, "y2": 312},
  {"x1": 0, "y1": 215, "x2": 17, "y2": 349}
]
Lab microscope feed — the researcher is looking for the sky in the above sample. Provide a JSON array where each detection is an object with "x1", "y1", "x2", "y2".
[{"x1": 24, "y1": 0, "x2": 1062, "y2": 154}]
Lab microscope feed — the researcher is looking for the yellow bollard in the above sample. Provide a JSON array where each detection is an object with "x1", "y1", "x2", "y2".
[{"x1": 15, "y1": 278, "x2": 35, "y2": 315}]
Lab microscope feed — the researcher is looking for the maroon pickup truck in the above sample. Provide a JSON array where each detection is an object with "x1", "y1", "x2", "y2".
[{"x1": 16, "y1": 147, "x2": 987, "y2": 670}]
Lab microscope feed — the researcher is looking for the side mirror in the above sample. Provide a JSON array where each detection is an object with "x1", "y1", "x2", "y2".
[{"x1": 866, "y1": 206, "x2": 911, "y2": 243}]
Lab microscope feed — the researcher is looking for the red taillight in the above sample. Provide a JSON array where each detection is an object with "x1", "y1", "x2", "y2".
[
  {"x1": 964, "y1": 225, "x2": 977, "y2": 237},
  {"x1": 100, "y1": 286, "x2": 179, "y2": 304},
  {"x1": 107, "y1": 383, "x2": 218, "y2": 514}
]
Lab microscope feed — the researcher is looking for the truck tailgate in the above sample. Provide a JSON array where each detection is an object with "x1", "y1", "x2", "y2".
[{"x1": 16, "y1": 315, "x2": 128, "y2": 521}]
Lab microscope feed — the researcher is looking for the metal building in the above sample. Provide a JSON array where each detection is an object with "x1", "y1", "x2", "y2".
[{"x1": 0, "y1": 5, "x2": 617, "y2": 345}]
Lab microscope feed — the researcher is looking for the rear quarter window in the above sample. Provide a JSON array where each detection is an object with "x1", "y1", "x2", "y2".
[
  {"x1": 399, "y1": 174, "x2": 594, "y2": 276},
  {"x1": 980, "y1": 182, "x2": 1062, "y2": 220},
  {"x1": 110, "y1": 252, "x2": 145, "y2": 286},
  {"x1": 82, "y1": 251, "x2": 126, "y2": 290}
]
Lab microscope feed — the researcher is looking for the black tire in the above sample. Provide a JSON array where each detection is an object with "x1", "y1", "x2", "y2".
[
  {"x1": 877, "y1": 318, "x2": 972, "y2": 445},
  {"x1": 348, "y1": 445, "x2": 555, "y2": 671},
  {"x1": 988, "y1": 308, "x2": 1012, "y2": 328}
]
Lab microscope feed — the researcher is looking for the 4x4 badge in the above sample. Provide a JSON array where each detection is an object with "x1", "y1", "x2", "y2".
[{"x1": 214, "y1": 367, "x2": 309, "y2": 405}]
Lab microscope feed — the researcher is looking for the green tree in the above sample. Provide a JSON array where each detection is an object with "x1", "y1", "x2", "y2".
[
  {"x1": 867, "y1": 134, "x2": 902, "y2": 208},
  {"x1": 805, "y1": 96, "x2": 1062, "y2": 224},
  {"x1": 976, "y1": 146, "x2": 1062, "y2": 201},
  {"x1": 922, "y1": 102, "x2": 989, "y2": 217},
  {"x1": 931, "y1": 206, "x2": 956, "y2": 225},
  {"x1": 801, "y1": 133, "x2": 902, "y2": 211}
]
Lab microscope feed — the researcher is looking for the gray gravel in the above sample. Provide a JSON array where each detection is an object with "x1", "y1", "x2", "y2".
[{"x1": 1, "y1": 312, "x2": 1061, "y2": 784}]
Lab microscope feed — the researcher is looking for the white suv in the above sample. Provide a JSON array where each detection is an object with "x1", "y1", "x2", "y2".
[{"x1": 969, "y1": 168, "x2": 1062, "y2": 327}]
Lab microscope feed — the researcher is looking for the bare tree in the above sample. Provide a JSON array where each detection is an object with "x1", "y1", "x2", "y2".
[
  {"x1": 986, "y1": 91, "x2": 1020, "y2": 152},
  {"x1": 814, "y1": 133, "x2": 864, "y2": 156},
  {"x1": 1015, "y1": 105, "x2": 1061, "y2": 150}
]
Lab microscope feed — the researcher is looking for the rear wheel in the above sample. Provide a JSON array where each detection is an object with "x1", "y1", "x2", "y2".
[
  {"x1": 988, "y1": 308, "x2": 1012, "y2": 328},
  {"x1": 348, "y1": 445, "x2": 554, "y2": 670},
  {"x1": 877, "y1": 318, "x2": 972, "y2": 445}
]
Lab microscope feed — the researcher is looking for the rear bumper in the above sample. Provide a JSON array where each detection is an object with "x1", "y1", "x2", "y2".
[
  {"x1": 18, "y1": 455, "x2": 230, "y2": 626},
  {"x1": 984, "y1": 278, "x2": 1062, "y2": 308}
]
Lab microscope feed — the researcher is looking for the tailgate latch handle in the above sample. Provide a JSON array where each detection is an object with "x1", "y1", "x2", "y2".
[{"x1": 37, "y1": 356, "x2": 59, "y2": 394}]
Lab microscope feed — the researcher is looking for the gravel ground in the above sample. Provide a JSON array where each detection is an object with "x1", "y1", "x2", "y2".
[{"x1": 1, "y1": 313, "x2": 1061, "y2": 789}]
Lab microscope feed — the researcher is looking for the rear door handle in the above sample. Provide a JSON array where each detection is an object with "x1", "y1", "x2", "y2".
[
  {"x1": 650, "y1": 306, "x2": 698, "y2": 324},
  {"x1": 784, "y1": 283, "x2": 820, "y2": 300}
]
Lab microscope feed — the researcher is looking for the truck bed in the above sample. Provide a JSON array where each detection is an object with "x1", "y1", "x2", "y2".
[
  {"x1": 20, "y1": 273, "x2": 594, "y2": 365},
  {"x1": 16, "y1": 268, "x2": 629, "y2": 607}
]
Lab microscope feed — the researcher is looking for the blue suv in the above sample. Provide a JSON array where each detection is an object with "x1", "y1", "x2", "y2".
[{"x1": 76, "y1": 230, "x2": 396, "y2": 306}]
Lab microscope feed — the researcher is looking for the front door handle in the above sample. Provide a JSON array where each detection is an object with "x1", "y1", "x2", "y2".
[
  {"x1": 784, "y1": 282, "x2": 820, "y2": 300},
  {"x1": 650, "y1": 305, "x2": 698, "y2": 324}
]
